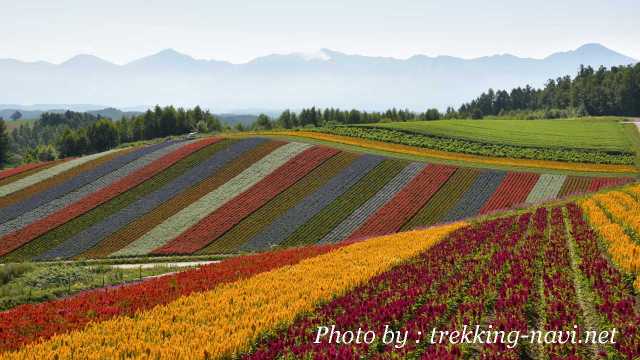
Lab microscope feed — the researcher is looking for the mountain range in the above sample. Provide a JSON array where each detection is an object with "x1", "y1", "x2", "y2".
[{"x1": 1, "y1": 43, "x2": 636, "y2": 112}]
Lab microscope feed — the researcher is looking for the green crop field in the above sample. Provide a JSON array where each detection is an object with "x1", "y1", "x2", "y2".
[{"x1": 367, "y1": 117, "x2": 633, "y2": 152}]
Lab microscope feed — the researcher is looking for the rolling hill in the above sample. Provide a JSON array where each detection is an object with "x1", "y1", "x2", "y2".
[{"x1": 0, "y1": 136, "x2": 632, "y2": 262}]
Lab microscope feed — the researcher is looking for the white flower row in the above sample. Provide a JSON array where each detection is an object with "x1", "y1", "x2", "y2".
[{"x1": 525, "y1": 174, "x2": 567, "y2": 203}]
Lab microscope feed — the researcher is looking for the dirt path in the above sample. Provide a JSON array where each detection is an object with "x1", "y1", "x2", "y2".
[{"x1": 108, "y1": 260, "x2": 219, "y2": 270}]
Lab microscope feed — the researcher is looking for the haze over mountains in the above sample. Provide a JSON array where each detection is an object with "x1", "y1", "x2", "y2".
[{"x1": 1, "y1": 43, "x2": 636, "y2": 113}]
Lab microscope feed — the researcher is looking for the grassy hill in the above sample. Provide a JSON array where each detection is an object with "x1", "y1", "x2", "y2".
[
  {"x1": 0, "y1": 136, "x2": 632, "y2": 262},
  {"x1": 288, "y1": 117, "x2": 640, "y2": 175}
]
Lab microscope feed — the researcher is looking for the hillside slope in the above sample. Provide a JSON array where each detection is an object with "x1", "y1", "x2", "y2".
[
  {"x1": 0, "y1": 136, "x2": 633, "y2": 261},
  {"x1": 2, "y1": 183, "x2": 639, "y2": 358}
]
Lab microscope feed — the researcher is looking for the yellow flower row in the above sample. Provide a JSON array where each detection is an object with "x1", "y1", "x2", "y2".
[
  {"x1": 242, "y1": 131, "x2": 639, "y2": 174},
  {"x1": 597, "y1": 191, "x2": 640, "y2": 235},
  {"x1": 579, "y1": 198, "x2": 640, "y2": 275},
  {"x1": 3, "y1": 222, "x2": 465, "y2": 359}
]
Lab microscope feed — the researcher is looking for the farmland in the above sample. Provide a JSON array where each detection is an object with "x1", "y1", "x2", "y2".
[
  {"x1": 368, "y1": 117, "x2": 633, "y2": 152},
  {"x1": 0, "y1": 136, "x2": 631, "y2": 261},
  {"x1": 254, "y1": 130, "x2": 639, "y2": 174},
  {"x1": 0, "y1": 182, "x2": 639, "y2": 358},
  {"x1": 310, "y1": 125, "x2": 635, "y2": 165}
]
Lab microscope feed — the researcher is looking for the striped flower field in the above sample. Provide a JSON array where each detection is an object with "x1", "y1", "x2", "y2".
[
  {"x1": 0, "y1": 136, "x2": 633, "y2": 261},
  {"x1": 1, "y1": 184, "x2": 640, "y2": 358}
]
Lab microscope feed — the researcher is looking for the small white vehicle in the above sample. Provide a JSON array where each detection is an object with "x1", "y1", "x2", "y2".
[{"x1": 186, "y1": 132, "x2": 199, "y2": 139}]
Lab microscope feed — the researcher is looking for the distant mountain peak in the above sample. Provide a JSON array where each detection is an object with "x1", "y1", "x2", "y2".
[
  {"x1": 154, "y1": 48, "x2": 191, "y2": 58},
  {"x1": 1, "y1": 43, "x2": 637, "y2": 111},
  {"x1": 575, "y1": 43, "x2": 609, "y2": 52},
  {"x1": 126, "y1": 48, "x2": 197, "y2": 68},
  {"x1": 295, "y1": 49, "x2": 332, "y2": 61},
  {"x1": 544, "y1": 43, "x2": 636, "y2": 64},
  {"x1": 60, "y1": 54, "x2": 114, "y2": 67}
]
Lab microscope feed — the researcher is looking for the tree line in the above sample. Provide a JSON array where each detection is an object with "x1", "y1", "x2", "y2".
[
  {"x1": 1, "y1": 106, "x2": 223, "y2": 167},
  {"x1": 458, "y1": 63, "x2": 640, "y2": 119}
]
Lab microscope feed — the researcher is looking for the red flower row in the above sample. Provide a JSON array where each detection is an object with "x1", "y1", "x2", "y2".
[
  {"x1": 154, "y1": 146, "x2": 339, "y2": 254},
  {"x1": 0, "y1": 243, "x2": 340, "y2": 352},
  {"x1": 566, "y1": 204, "x2": 639, "y2": 358},
  {"x1": 479, "y1": 172, "x2": 539, "y2": 214},
  {"x1": 0, "y1": 138, "x2": 217, "y2": 257},
  {"x1": 347, "y1": 164, "x2": 456, "y2": 241},
  {"x1": 587, "y1": 176, "x2": 633, "y2": 192},
  {"x1": 0, "y1": 160, "x2": 58, "y2": 181},
  {"x1": 245, "y1": 216, "x2": 522, "y2": 359}
]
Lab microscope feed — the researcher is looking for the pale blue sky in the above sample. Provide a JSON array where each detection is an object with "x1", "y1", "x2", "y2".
[{"x1": 1, "y1": 0, "x2": 638, "y2": 64}]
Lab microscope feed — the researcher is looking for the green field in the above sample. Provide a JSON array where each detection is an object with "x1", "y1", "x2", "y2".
[{"x1": 368, "y1": 117, "x2": 633, "y2": 152}]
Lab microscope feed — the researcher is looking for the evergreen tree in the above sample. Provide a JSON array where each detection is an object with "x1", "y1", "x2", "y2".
[{"x1": 0, "y1": 120, "x2": 9, "y2": 167}]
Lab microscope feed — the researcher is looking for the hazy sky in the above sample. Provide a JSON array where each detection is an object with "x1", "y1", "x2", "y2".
[{"x1": 1, "y1": 0, "x2": 638, "y2": 64}]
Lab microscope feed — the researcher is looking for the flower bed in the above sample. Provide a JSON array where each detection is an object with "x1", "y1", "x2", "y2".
[
  {"x1": 81, "y1": 140, "x2": 283, "y2": 258},
  {"x1": 199, "y1": 152, "x2": 358, "y2": 254},
  {"x1": 319, "y1": 162, "x2": 425, "y2": 244},
  {"x1": 346, "y1": 164, "x2": 456, "y2": 240},
  {"x1": 154, "y1": 146, "x2": 338, "y2": 254},
  {"x1": 111, "y1": 142, "x2": 311, "y2": 257},
  {"x1": 0, "y1": 138, "x2": 215, "y2": 257},
  {"x1": 240, "y1": 154, "x2": 384, "y2": 252}
]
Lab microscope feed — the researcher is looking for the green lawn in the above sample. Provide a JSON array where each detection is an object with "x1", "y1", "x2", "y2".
[
  {"x1": 0, "y1": 262, "x2": 185, "y2": 310},
  {"x1": 368, "y1": 117, "x2": 633, "y2": 152}
]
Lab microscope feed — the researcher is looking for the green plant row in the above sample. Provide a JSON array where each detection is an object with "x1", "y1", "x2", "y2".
[
  {"x1": 282, "y1": 159, "x2": 407, "y2": 247},
  {"x1": 313, "y1": 126, "x2": 635, "y2": 165}
]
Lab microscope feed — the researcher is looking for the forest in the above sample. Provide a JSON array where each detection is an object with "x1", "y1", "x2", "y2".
[
  {"x1": 0, "y1": 106, "x2": 223, "y2": 166},
  {"x1": 458, "y1": 63, "x2": 640, "y2": 118}
]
